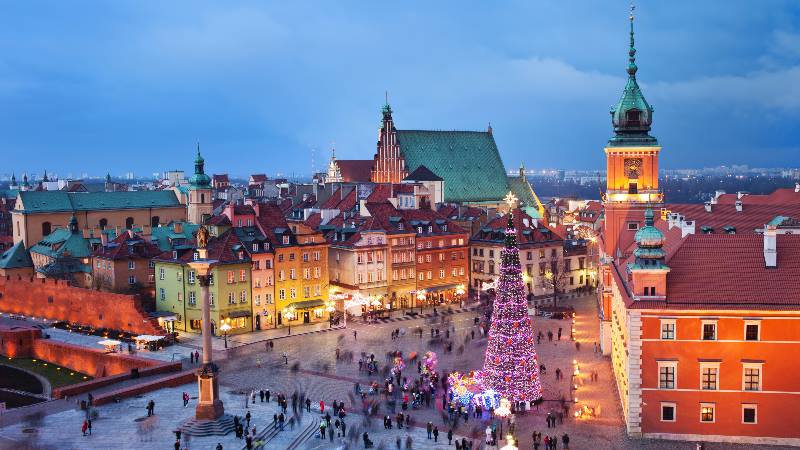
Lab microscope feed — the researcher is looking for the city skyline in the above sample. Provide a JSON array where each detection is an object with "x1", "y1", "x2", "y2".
[{"x1": 2, "y1": 1, "x2": 800, "y2": 175}]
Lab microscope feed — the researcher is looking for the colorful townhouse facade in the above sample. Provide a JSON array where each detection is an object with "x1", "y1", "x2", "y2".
[
  {"x1": 469, "y1": 208, "x2": 564, "y2": 300},
  {"x1": 91, "y1": 230, "x2": 161, "y2": 296},
  {"x1": 257, "y1": 203, "x2": 329, "y2": 328},
  {"x1": 153, "y1": 229, "x2": 253, "y2": 335}
]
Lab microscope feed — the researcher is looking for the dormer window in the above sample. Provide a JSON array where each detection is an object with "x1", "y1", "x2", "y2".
[
  {"x1": 173, "y1": 251, "x2": 178, "y2": 259},
  {"x1": 428, "y1": 226, "x2": 433, "y2": 233},
  {"x1": 252, "y1": 243, "x2": 259, "y2": 252},
  {"x1": 417, "y1": 227, "x2": 423, "y2": 234},
  {"x1": 442, "y1": 224, "x2": 447, "y2": 232},
  {"x1": 398, "y1": 223, "x2": 404, "y2": 231},
  {"x1": 193, "y1": 252, "x2": 199, "y2": 261},
  {"x1": 282, "y1": 235, "x2": 290, "y2": 245}
]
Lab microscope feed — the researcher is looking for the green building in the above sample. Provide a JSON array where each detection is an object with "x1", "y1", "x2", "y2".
[{"x1": 153, "y1": 229, "x2": 253, "y2": 335}]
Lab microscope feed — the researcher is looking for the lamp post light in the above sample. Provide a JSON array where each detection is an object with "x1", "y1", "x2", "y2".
[
  {"x1": 499, "y1": 434, "x2": 518, "y2": 450},
  {"x1": 219, "y1": 320, "x2": 231, "y2": 349},
  {"x1": 325, "y1": 301, "x2": 336, "y2": 328},
  {"x1": 494, "y1": 398, "x2": 512, "y2": 440},
  {"x1": 416, "y1": 289, "x2": 426, "y2": 313},
  {"x1": 283, "y1": 306, "x2": 296, "y2": 335}
]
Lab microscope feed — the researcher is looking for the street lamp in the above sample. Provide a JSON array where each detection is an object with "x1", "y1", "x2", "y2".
[
  {"x1": 282, "y1": 306, "x2": 296, "y2": 335},
  {"x1": 219, "y1": 319, "x2": 231, "y2": 349},
  {"x1": 325, "y1": 300, "x2": 336, "y2": 328},
  {"x1": 499, "y1": 434, "x2": 518, "y2": 450},
  {"x1": 416, "y1": 289, "x2": 426, "y2": 313},
  {"x1": 494, "y1": 398, "x2": 512, "y2": 439}
]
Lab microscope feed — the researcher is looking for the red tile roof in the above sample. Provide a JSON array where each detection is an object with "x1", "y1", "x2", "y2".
[
  {"x1": 714, "y1": 188, "x2": 800, "y2": 205},
  {"x1": 662, "y1": 234, "x2": 800, "y2": 307},
  {"x1": 321, "y1": 188, "x2": 357, "y2": 211},
  {"x1": 212, "y1": 174, "x2": 229, "y2": 183},
  {"x1": 471, "y1": 209, "x2": 561, "y2": 246},
  {"x1": 336, "y1": 160, "x2": 374, "y2": 182},
  {"x1": 664, "y1": 203, "x2": 800, "y2": 234},
  {"x1": 92, "y1": 231, "x2": 162, "y2": 260}
]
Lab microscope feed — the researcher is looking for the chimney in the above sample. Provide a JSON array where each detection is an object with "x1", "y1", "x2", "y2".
[
  {"x1": 735, "y1": 200, "x2": 743, "y2": 212},
  {"x1": 704, "y1": 201, "x2": 712, "y2": 213},
  {"x1": 764, "y1": 225, "x2": 777, "y2": 267}
]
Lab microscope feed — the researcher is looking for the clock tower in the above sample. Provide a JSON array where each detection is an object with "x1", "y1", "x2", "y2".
[
  {"x1": 598, "y1": 8, "x2": 663, "y2": 356},
  {"x1": 602, "y1": 10, "x2": 662, "y2": 258}
]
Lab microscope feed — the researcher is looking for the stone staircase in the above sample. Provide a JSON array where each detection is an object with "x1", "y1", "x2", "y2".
[
  {"x1": 285, "y1": 419, "x2": 319, "y2": 450},
  {"x1": 179, "y1": 413, "x2": 236, "y2": 437}
]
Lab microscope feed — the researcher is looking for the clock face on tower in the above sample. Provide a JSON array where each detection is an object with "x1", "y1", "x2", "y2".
[{"x1": 624, "y1": 158, "x2": 643, "y2": 179}]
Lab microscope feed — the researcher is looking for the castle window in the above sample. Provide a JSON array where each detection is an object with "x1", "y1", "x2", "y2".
[
  {"x1": 151, "y1": 216, "x2": 160, "y2": 227},
  {"x1": 42, "y1": 222, "x2": 52, "y2": 236},
  {"x1": 125, "y1": 217, "x2": 134, "y2": 229}
]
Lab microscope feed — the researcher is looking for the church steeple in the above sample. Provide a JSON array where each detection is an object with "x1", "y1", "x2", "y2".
[
  {"x1": 188, "y1": 142, "x2": 211, "y2": 189},
  {"x1": 609, "y1": 5, "x2": 656, "y2": 147}
]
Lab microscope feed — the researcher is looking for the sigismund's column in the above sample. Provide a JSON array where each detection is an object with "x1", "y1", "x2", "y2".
[{"x1": 187, "y1": 231, "x2": 224, "y2": 420}]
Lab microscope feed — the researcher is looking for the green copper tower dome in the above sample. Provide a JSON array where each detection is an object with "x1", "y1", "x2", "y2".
[
  {"x1": 609, "y1": 9, "x2": 657, "y2": 148},
  {"x1": 631, "y1": 208, "x2": 667, "y2": 269},
  {"x1": 188, "y1": 144, "x2": 211, "y2": 189}
]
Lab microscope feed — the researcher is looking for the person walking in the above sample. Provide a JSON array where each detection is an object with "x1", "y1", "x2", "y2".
[
  {"x1": 427, "y1": 421, "x2": 433, "y2": 439},
  {"x1": 81, "y1": 419, "x2": 88, "y2": 436},
  {"x1": 433, "y1": 426, "x2": 439, "y2": 442},
  {"x1": 87, "y1": 418, "x2": 92, "y2": 435},
  {"x1": 216, "y1": 444, "x2": 223, "y2": 450},
  {"x1": 562, "y1": 433, "x2": 570, "y2": 449},
  {"x1": 283, "y1": 351, "x2": 288, "y2": 365},
  {"x1": 194, "y1": 350, "x2": 199, "y2": 363},
  {"x1": 353, "y1": 330, "x2": 357, "y2": 340},
  {"x1": 557, "y1": 327, "x2": 562, "y2": 340},
  {"x1": 447, "y1": 429, "x2": 453, "y2": 445}
]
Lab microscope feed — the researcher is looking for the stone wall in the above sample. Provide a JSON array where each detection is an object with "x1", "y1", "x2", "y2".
[
  {"x1": 0, "y1": 326, "x2": 41, "y2": 358},
  {"x1": 31, "y1": 339, "x2": 162, "y2": 378},
  {"x1": 0, "y1": 276, "x2": 163, "y2": 335}
]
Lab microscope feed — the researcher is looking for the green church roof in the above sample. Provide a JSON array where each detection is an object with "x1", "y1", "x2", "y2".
[
  {"x1": 30, "y1": 226, "x2": 92, "y2": 259},
  {"x1": 17, "y1": 191, "x2": 182, "y2": 213},
  {"x1": 396, "y1": 130, "x2": 509, "y2": 203},
  {"x1": 0, "y1": 242, "x2": 33, "y2": 269}
]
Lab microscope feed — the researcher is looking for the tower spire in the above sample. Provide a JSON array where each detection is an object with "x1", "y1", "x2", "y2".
[{"x1": 628, "y1": 3, "x2": 637, "y2": 76}]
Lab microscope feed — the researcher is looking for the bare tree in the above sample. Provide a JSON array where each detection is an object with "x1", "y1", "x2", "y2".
[{"x1": 540, "y1": 257, "x2": 568, "y2": 307}]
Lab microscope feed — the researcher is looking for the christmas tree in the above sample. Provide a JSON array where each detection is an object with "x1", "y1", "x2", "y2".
[{"x1": 479, "y1": 211, "x2": 543, "y2": 403}]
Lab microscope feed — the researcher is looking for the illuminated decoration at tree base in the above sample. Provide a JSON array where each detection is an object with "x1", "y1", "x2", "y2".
[
  {"x1": 448, "y1": 371, "x2": 500, "y2": 409},
  {"x1": 447, "y1": 205, "x2": 543, "y2": 405}
]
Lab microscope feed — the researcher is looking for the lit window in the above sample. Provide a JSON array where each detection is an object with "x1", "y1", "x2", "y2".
[
  {"x1": 128, "y1": 260, "x2": 135, "y2": 270},
  {"x1": 159, "y1": 268, "x2": 165, "y2": 280},
  {"x1": 188, "y1": 291, "x2": 196, "y2": 305},
  {"x1": 700, "y1": 404, "x2": 715, "y2": 423},
  {"x1": 227, "y1": 271, "x2": 234, "y2": 284},
  {"x1": 128, "y1": 276, "x2": 136, "y2": 285},
  {"x1": 188, "y1": 271, "x2": 196, "y2": 284},
  {"x1": 159, "y1": 288, "x2": 165, "y2": 300}
]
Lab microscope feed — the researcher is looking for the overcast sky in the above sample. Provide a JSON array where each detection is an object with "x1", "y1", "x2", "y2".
[{"x1": 1, "y1": 1, "x2": 799, "y2": 179}]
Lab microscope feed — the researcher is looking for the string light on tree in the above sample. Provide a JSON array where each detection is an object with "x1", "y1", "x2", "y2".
[{"x1": 478, "y1": 201, "x2": 543, "y2": 404}]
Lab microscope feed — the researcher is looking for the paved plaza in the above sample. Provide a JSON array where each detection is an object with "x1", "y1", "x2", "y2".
[{"x1": 1, "y1": 294, "x2": 796, "y2": 449}]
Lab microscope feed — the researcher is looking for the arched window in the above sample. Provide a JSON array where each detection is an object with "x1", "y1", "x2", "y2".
[
  {"x1": 125, "y1": 217, "x2": 134, "y2": 229},
  {"x1": 42, "y1": 222, "x2": 52, "y2": 236},
  {"x1": 151, "y1": 216, "x2": 160, "y2": 227},
  {"x1": 626, "y1": 109, "x2": 641, "y2": 127},
  {"x1": 99, "y1": 218, "x2": 108, "y2": 230}
]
